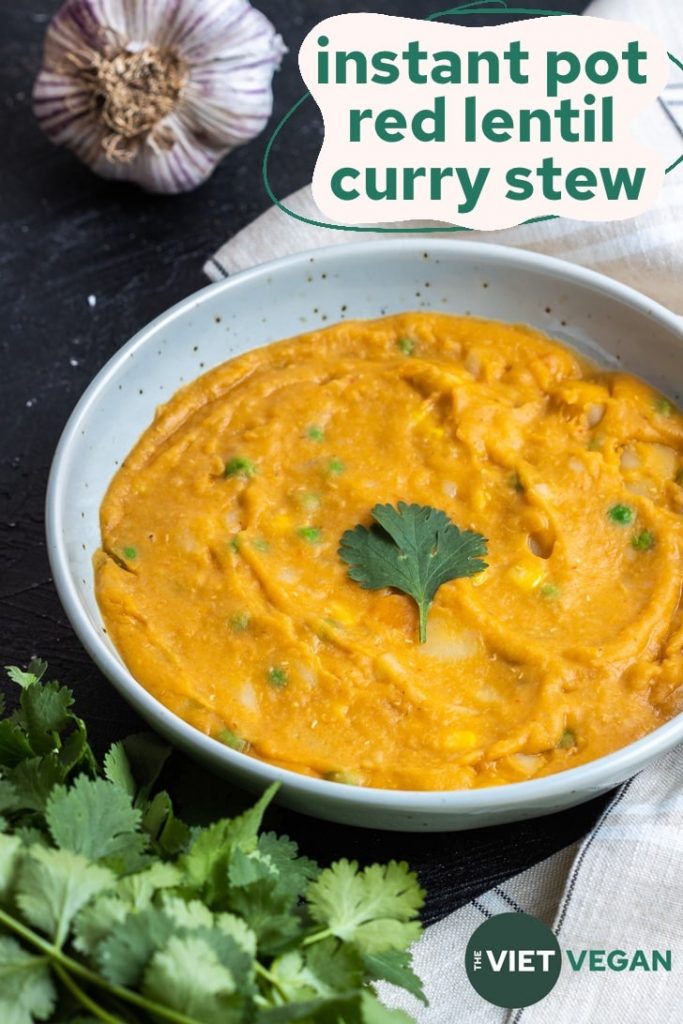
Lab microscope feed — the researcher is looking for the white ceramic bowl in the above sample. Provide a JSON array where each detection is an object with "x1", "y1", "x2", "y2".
[{"x1": 47, "y1": 240, "x2": 683, "y2": 831}]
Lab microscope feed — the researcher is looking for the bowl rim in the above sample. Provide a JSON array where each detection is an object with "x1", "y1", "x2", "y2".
[{"x1": 46, "y1": 238, "x2": 683, "y2": 813}]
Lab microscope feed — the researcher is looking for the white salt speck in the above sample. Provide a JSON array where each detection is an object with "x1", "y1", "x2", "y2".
[
  {"x1": 26, "y1": 398, "x2": 36, "y2": 408},
  {"x1": 87, "y1": 294, "x2": 97, "y2": 308},
  {"x1": 69, "y1": 357, "x2": 79, "y2": 367}
]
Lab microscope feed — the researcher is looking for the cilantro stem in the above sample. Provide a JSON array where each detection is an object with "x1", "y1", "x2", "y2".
[
  {"x1": 0, "y1": 907, "x2": 204, "y2": 1024},
  {"x1": 301, "y1": 927, "x2": 334, "y2": 947},
  {"x1": 418, "y1": 603, "x2": 428, "y2": 645},
  {"x1": 254, "y1": 961, "x2": 290, "y2": 1001},
  {"x1": 53, "y1": 964, "x2": 123, "y2": 1024}
]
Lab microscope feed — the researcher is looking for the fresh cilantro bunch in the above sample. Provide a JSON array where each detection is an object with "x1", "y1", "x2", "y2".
[{"x1": 0, "y1": 661, "x2": 426, "y2": 1024}]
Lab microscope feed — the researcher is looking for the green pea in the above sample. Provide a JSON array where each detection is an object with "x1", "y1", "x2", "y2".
[
  {"x1": 224, "y1": 456, "x2": 256, "y2": 479},
  {"x1": 608, "y1": 503, "x2": 635, "y2": 526},
  {"x1": 631, "y1": 530, "x2": 655, "y2": 551},
  {"x1": 230, "y1": 613, "x2": 250, "y2": 632},
  {"x1": 297, "y1": 526, "x2": 322, "y2": 544},
  {"x1": 267, "y1": 666, "x2": 288, "y2": 688},
  {"x1": 397, "y1": 337, "x2": 416, "y2": 356}
]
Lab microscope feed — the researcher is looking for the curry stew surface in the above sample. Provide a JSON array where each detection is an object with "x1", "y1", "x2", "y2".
[{"x1": 95, "y1": 313, "x2": 683, "y2": 790}]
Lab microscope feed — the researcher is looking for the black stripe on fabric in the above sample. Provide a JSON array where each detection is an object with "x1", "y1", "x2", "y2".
[
  {"x1": 555, "y1": 777, "x2": 635, "y2": 939},
  {"x1": 472, "y1": 898, "x2": 492, "y2": 919},
  {"x1": 495, "y1": 886, "x2": 524, "y2": 914},
  {"x1": 510, "y1": 777, "x2": 636, "y2": 1024},
  {"x1": 210, "y1": 257, "x2": 229, "y2": 278},
  {"x1": 658, "y1": 96, "x2": 683, "y2": 139}
]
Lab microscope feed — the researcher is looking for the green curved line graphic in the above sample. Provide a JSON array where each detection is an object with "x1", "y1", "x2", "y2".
[
  {"x1": 261, "y1": 1, "x2": 683, "y2": 235},
  {"x1": 427, "y1": 3, "x2": 562, "y2": 19}
]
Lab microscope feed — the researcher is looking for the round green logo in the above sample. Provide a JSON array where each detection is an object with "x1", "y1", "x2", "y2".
[{"x1": 465, "y1": 912, "x2": 561, "y2": 1008}]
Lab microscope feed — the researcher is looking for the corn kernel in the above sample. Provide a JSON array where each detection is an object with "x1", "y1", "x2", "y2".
[
  {"x1": 425, "y1": 425, "x2": 444, "y2": 440},
  {"x1": 329, "y1": 602, "x2": 357, "y2": 626},
  {"x1": 507, "y1": 559, "x2": 546, "y2": 591},
  {"x1": 271, "y1": 513, "x2": 292, "y2": 533},
  {"x1": 443, "y1": 729, "x2": 478, "y2": 751}
]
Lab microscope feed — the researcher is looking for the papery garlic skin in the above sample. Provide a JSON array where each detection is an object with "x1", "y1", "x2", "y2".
[{"x1": 33, "y1": 0, "x2": 287, "y2": 194}]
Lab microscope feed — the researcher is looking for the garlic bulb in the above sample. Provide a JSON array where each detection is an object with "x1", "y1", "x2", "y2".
[{"x1": 33, "y1": 0, "x2": 286, "y2": 194}]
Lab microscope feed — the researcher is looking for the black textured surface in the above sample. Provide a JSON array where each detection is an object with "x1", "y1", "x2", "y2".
[{"x1": 0, "y1": 0, "x2": 602, "y2": 926}]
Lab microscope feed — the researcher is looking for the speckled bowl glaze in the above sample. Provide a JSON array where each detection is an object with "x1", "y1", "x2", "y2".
[{"x1": 47, "y1": 240, "x2": 683, "y2": 831}]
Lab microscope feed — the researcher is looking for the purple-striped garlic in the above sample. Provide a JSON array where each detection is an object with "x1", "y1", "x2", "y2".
[{"x1": 33, "y1": 0, "x2": 286, "y2": 193}]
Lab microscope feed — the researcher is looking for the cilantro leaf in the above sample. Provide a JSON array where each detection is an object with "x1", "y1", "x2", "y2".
[
  {"x1": 117, "y1": 733, "x2": 171, "y2": 803},
  {"x1": 215, "y1": 912, "x2": 258, "y2": 958},
  {"x1": 305, "y1": 938, "x2": 364, "y2": 995},
  {"x1": 96, "y1": 906, "x2": 175, "y2": 985},
  {"x1": 227, "y1": 877, "x2": 306, "y2": 956},
  {"x1": 21, "y1": 680, "x2": 74, "y2": 756},
  {"x1": 339, "y1": 502, "x2": 487, "y2": 642},
  {"x1": 157, "y1": 896, "x2": 259, "y2": 958},
  {"x1": 16, "y1": 846, "x2": 114, "y2": 947},
  {"x1": 4, "y1": 660, "x2": 48, "y2": 690},
  {"x1": 141, "y1": 790, "x2": 191, "y2": 856},
  {"x1": 45, "y1": 776, "x2": 148, "y2": 870},
  {"x1": 362, "y1": 950, "x2": 427, "y2": 1005},
  {"x1": 0, "y1": 834, "x2": 22, "y2": 902},
  {"x1": 0, "y1": 720, "x2": 34, "y2": 769},
  {"x1": 229, "y1": 846, "x2": 277, "y2": 888},
  {"x1": 56, "y1": 718, "x2": 95, "y2": 778},
  {"x1": 1, "y1": 665, "x2": 96, "y2": 785},
  {"x1": 181, "y1": 783, "x2": 278, "y2": 899},
  {"x1": 267, "y1": 950, "x2": 321, "y2": 1002},
  {"x1": 0, "y1": 778, "x2": 19, "y2": 816},
  {"x1": 358, "y1": 990, "x2": 417, "y2": 1024},
  {"x1": 103, "y1": 741, "x2": 136, "y2": 798},
  {"x1": 307, "y1": 860, "x2": 424, "y2": 953},
  {"x1": 254, "y1": 997, "x2": 353, "y2": 1023},
  {"x1": 142, "y1": 934, "x2": 244, "y2": 1024},
  {"x1": 257, "y1": 832, "x2": 320, "y2": 899},
  {"x1": 5, "y1": 754, "x2": 65, "y2": 814},
  {"x1": 72, "y1": 894, "x2": 129, "y2": 956},
  {"x1": 0, "y1": 935, "x2": 56, "y2": 1024},
  {"x1": 116, "y1": 861, "x2": 181, "y2": 910},
  {"x1": 72, "y1": 862, "x2": 182, "y2": 956}
]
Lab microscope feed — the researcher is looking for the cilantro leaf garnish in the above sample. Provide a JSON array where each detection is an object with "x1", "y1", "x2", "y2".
[
  {"x1": 0, "y1": 663, "x2": 427, "y2": 1023},
  {"x1": 339, "y1": 502, "x2": 488, "y2": 643}
]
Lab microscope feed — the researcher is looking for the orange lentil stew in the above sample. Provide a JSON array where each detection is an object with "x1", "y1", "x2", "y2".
[{"x1": 95, "y1": 313, "x2": 683, "y2": 790}]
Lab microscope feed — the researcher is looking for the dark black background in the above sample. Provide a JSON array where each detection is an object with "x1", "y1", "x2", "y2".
[{"x1": 0, "y1": 0, "x2": 602, "y2": 925}]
